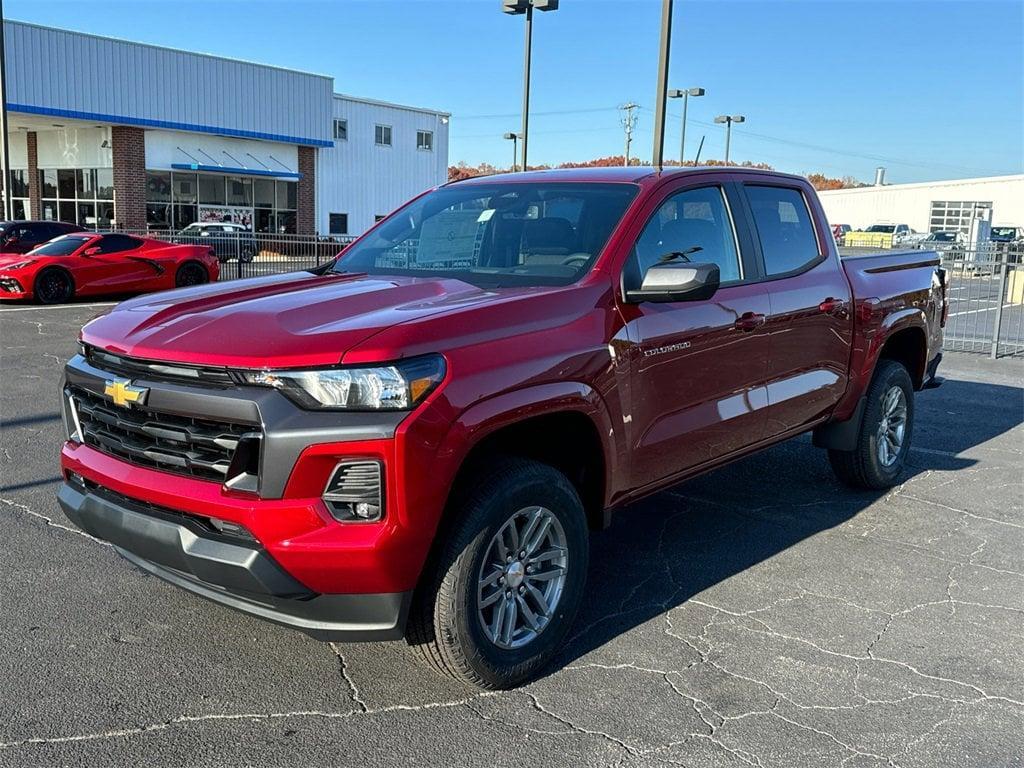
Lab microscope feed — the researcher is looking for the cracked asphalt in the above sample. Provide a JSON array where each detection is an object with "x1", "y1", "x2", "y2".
[{"x1": 1, "y1": 301, "x2": 1022, "y2": 768}]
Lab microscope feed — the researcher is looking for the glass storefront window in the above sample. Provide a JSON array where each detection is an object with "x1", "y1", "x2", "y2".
[
  {"x1": 226, "y1": 176, "x2": 252, "y2": 206},
  {"x1": 146, "y1": 203, "x2": 171, "y2": 229},
  {"x1": 97, "y1": 168, "x2": 114, "y2": 200},
  {"x1": 12, "y1": 200, "x2": 26, "y2": 219},
  {"x1": 174, "y1": 174, "x2": 198, "y2": 204},
  {"x1": 174, "y1": 204, "x2": 199, "y2": 228},
  {"x1": 58, "y1": 170, "x2": 76, "y2": 199},
  {"x1": 146, "y1": 171, "x2": 171, "y2": 202},
  {"x1": 7, "y1": 170, "x2": 28, "y2": 198},
  {"x1": 41, "y1": 200, "x2": 58, "y2": 221},
  {"x1": 97, "y1": 202, "x2": 115, "y2": 228},
  {"x1": 77, "y1": 202, "x2": 97, "y2": 226},
  {"x1": 59, "y1": 200, "x2": 76, "y2": 224},
  {"x1": 254, "y1": 208, "x2": 274, "y2": 234},
  {"x1": 276, "y1": 181, "x2": 297, "y2": 210},
  {"x1": 77, "y1": 169, "x2": 97, "y2": 199},
  {"x1": 40, "y1": 169, "x2": 58, "y2": 198},
  {"x1": 254, "y1": 179, "x2": 275, "y2": 208},
  {"x1": 199, "y1": 175, "x2": 226, "y2": 205}
]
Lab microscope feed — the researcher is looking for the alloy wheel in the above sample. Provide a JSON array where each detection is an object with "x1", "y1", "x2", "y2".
[{"x1": 876, "y1": 385, "x2": 908, "y2": 467}]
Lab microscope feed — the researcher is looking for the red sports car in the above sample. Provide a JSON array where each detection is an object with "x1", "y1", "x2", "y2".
[{"x1": 0, "y1": 232, "x2": 219, "y2": 304}]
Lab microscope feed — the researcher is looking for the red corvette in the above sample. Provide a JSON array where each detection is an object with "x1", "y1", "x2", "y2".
[{"x1": 0, "y1": 232, "x2": 219, "y2": 304}]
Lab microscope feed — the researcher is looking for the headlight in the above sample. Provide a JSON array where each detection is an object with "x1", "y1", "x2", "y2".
[
  {"x1": 239, "y1": 354, "x2": 446, "y2": 410},
  {"x1": 2, "y1": 260, "x2": 34, "y2": 270}
]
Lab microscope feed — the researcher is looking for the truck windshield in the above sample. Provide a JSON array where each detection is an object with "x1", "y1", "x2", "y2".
[
  {"x1": 333, "y1": 182, "x2": 639, "y2": 287},
  {"x1": 866, "y1": 225, "x2": 896, "y2": 233}
]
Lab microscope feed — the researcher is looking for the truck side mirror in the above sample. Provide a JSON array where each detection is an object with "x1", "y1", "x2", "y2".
[{"x1": 625, "y1": 262, "x2": 720, "y2": 303}]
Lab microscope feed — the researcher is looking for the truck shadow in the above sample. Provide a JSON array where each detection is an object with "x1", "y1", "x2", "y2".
[{"x1": 549, "y1": 375, "x2": 1023, "y2": 673}]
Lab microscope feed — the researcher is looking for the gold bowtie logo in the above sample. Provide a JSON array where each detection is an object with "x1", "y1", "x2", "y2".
[{"x1": 103, "y1": 379, "x2": 148, "y2": 408}]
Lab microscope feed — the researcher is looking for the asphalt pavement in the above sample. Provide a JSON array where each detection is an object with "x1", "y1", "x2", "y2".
[{"x1": 1, "y1": 301, "x2": 1022, "y2": 768}]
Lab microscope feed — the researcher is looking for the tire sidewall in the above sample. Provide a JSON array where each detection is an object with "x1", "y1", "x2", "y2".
[
  {"x1": 35, "y1": 269, "x2": 73, "y2": 304},
  {"x1": 442, "y1": 465, "x2": 588, "y2": 687},
  {"x1": 862, "y1": 361, "x2": 914, "y2": 485},
  {"x1": 176, "y1": 262, "x2": 208, "y2": 287}
]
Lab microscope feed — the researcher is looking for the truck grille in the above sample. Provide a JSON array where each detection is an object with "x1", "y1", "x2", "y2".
[
  {"x1": 68, "y1": 385, "x2": 259, "y2": 482},
  {"x1": 83, "y1": 344, "x2": 235, "y2": 388}
]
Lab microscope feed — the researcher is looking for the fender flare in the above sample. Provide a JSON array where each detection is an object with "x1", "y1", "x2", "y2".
[{"x1": 435, "y1": 381, "x2": 619, "y2": 511}]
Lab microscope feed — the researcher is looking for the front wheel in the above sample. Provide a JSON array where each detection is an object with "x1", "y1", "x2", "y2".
[
  {"x1": 407, "y1": 458, "x2": 589, "y2": 689},
  {"x1": 34, "y1": 269, "x2": 74, "y2": 304},
  {"x1": 829, "y1": 359, "x2": 915, "y2": 489}
]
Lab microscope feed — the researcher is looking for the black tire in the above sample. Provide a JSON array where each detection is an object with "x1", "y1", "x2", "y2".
[
  {"x1": 175, "y1": 261, "x2": 209, "y2": 287},
  {"x1": 34, "y1": 268, "x2": 74, "y2": 305},
  {"x1": 829, "y1": 359, "x2": 915, "y2": 490},
  {"x1": 407, "y1": 458, "x2": 589, "y2": 689}
]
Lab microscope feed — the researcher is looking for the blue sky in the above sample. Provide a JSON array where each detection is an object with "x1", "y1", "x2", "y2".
[{"x1": 8, "y1": 0, "x2": 1023, "y2": 183}]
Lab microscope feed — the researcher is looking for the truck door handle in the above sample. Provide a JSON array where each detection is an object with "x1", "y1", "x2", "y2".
[
  {"x1": 734, "y1": 312, "x2": 766, "y2": 331},
  {"x1": 819, "y1": 297, "x2": 847, "y2": 315}
]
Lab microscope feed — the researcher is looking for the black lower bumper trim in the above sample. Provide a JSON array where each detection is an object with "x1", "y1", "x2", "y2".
[{"x1": 57, "y1": 482, "x2": 410, "y2": 641}]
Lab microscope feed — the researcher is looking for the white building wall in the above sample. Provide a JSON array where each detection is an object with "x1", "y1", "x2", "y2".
[
  {"x1": 317, "y1": 95, "x2": 449, "y2": 236},
  {"x1": 818, "y1": 175, "x2": 1024, "y2": 232}
]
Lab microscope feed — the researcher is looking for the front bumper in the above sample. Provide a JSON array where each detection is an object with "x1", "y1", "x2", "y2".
[
  {"x1": 57, "y1": 479, "x2": 410, "y2": 640},
  {"x1": 0, "y1": 275, "x2": 29, "y2": 299}
]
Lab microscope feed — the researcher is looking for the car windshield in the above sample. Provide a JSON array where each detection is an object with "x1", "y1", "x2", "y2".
[
  {"x1": 333, "y1": 182, "x2": 639, "y2": 287},
  {"x1": 932, "y1": 233, "x2": 956, "y2": 242},
  {"x1": 29, "y1": 235, "x2": 92, "y2": 256},
  {"x1": 866, "y1": 225, "x2": 896, "y2": 233}
]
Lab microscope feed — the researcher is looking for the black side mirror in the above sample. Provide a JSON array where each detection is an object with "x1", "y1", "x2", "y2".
[{"x1": 625, "y1": 262, "x2": 720, "y2": 303}]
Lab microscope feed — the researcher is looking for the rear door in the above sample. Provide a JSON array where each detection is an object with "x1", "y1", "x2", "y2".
[
  {"x1": 618, "y1": 178, "x2": 771, "y2": 490},
  {"x1": 741, "y1": 182, "x2": 853, "y2": 436}
]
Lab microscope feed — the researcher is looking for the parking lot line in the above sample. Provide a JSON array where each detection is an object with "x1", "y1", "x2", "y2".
[
  {"x1": 0, "y1": 302, "x2": 117, "y2": 314},
  {"x1": 948, "y1": 302, "x2": 1017, "y2": 317}
]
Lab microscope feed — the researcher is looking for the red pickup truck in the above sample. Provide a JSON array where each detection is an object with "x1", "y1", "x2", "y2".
[{"x1": 58, "y1": 168, "x2": 946, "y2": 689}]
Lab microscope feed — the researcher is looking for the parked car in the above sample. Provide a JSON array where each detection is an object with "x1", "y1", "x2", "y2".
[
  {"x1": 916, "y1": 231, "x2": 965, "y2": 256},
  {"x1": 0, "y1": 220, "x2": 84, "y2": 254},
  {"x1": 831, "y1": 223, "x2": 851, "y2": 246},
  {"x1": 174, "y1": 222, "x2": 257, "y2": 263},
  {"x1": 58, "y1": 168, "x2": 946, "y2": 689},
  {"x1": 990, "y1": 225, "x2": 1022, "y2": 244},
  {"x1": 0, "y1": 232, "x2": 219, "y2": 304}
]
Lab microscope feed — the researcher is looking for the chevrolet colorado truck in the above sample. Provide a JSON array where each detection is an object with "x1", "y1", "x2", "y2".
[{"x1": 58, "y1": 167, "x2": 946, "y2": 689}]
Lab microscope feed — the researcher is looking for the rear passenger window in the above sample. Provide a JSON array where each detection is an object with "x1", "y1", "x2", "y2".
[{"x1": 745, "y1": 185, "x2": 821, "y2": 276}]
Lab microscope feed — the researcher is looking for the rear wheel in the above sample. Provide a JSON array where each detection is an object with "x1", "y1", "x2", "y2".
[
  {"x1": 829, "y1": 359, "x2": 915, "y2": 489},
  {"x1": 34, "y1": 269, "x2": 74, "y2": 304},
  {"x1": 407, "y1": 458, "x2": 589, "y2": 689},
  {"x1": 175, "y1": 262, "x2": 209, "y2": 287}
]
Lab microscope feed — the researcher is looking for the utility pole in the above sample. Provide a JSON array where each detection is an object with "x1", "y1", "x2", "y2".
[
  {"x1": 0, "y1": 0, "x2": 11, "y2": 220},
  {"x1": 651, "y1": 0, "x2": 673, "y2": 168},
  {"x1": 620, "y1": 103, "x2": 638, "y2": 167}
]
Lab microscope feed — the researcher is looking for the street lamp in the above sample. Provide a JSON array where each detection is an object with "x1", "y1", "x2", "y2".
[
  {"x1": 502, "y1": 0, "x2": 559, "y2": 171},
  {"x1": 714, "y1": 114, "x2": 745, "y2": 164},
  {"x1": 503, "y1": 132, "x2": 522, "y2": 172},
  {"x1": 668, "y1": 87, "x2": 705, "y2": 165}
]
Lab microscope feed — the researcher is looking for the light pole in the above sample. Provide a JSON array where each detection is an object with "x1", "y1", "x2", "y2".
[
  {"x1": 668, "y1": 87, "x2": 704, "y2": 165},
  {"x1": 503, "y1": 132, "x2": 522, "y2": 172},
  {"x1": 0, "y1": 0, "x2": 11, "y2": 220},
  {"x1": 502, "y1": 0, "x2": 558, "y2": 171},
  {"x1": 650, "y1": 0, "x2": 673, "y2": 168},
  {"x1": 714, "y1": 115, "x2": 745, "y2": 164}
]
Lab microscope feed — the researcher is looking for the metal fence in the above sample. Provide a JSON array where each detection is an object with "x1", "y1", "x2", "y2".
[
  {"x1": 940, "y1": 250, "x2": 1024, "y2": 359},
  {"x1": 112, "y1": 228, "x2": 356, "y2": 281}
]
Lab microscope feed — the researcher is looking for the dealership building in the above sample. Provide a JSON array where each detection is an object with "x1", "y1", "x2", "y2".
[
  {"x1": 2, "y1": 21, "x2": 450, "y2": 236},
  {"x1": 818, "y1": 173, "x2": 1023, "y2": 240}
]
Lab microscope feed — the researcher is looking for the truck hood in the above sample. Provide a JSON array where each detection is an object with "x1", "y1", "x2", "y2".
[{"x1": 81, "y1": 271, "x2": 528, "y2": 368}]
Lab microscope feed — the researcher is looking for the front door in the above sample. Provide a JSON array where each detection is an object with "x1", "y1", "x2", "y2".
[{"x1": 618, "y1": 182, "x2": 771, "y2": 491}]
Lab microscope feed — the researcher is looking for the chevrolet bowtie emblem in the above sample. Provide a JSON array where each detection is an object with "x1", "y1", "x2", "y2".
[{"x1": 103, "y1": 379, "x2": 148, "y2": 408}]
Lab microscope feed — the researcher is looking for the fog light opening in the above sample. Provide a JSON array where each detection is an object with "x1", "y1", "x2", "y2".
[{"x1": 323, "y1": 461, "x2": 383, "y2": 523}]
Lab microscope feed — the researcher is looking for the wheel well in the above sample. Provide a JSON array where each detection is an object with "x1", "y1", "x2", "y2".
[
  {"x1": 878, "y1": 327, "x2": 926, "y2": 389},
  {"x1": 34, "y1": 266, "x2": 75, "y2": 292},
  {"x1": 450, "y1": 411, "x2": 607, "y2": 530},
  {"x1": 177, "y1": 260, "x2": 209, "y2": 278}
]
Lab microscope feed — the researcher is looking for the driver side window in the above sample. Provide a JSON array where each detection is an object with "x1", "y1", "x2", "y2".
[{"x1": 632, "y1": 186, "x2": 742, "y2": 283}]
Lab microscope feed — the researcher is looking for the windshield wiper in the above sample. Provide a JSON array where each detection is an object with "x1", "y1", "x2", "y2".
[{"x1": 658, "y1": 246, "x2": 703, "y2": 263}]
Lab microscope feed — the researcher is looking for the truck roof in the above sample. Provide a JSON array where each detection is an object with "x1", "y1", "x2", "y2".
[{"x1": 449, "y1": 166, "x2": 809, "y2": 186}]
